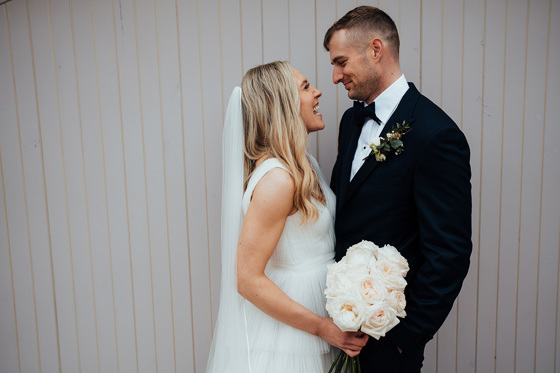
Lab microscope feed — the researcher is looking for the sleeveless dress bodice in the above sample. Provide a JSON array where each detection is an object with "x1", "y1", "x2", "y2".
[{"x1": 240, "y1": 157, "x2": 336, "y2": 372}]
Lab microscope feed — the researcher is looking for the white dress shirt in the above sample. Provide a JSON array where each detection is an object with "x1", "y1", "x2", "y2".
[{"x1": 350, "y1": 74, "x2": 409, "y2": 181}]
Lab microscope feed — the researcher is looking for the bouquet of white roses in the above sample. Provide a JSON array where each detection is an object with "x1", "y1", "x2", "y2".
[{"x1": 325, "y1": 240, "x2": 409, "y2": 372}]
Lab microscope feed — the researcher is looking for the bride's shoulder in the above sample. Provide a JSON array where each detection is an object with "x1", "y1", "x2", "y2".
[
  {"x1": 249, "y1": 167, "x2": 295, "y2": 215},
  {"x1": 246, "y1": 157, "x2": 293, "y2": 191},
  {"x1": 254, "y1": 166, "x2": 294, "y2": 197}
]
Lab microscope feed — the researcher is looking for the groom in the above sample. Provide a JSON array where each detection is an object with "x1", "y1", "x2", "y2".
[{"x1": 325, "y1": 6, "x2": 472, "y2": 372}]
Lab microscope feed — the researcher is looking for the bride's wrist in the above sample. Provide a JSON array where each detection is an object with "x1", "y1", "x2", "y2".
[{"x1": 312, "y1": 316, "x2": 329, "y2": 338}]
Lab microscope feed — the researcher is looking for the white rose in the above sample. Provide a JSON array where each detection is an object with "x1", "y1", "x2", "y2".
[
  {"x1": 346, "y1": 241, "x2": 378, "y2": 266},
  {"x1": 336, "y1": 255, "x2": 348, "y2": 265},
  {"x1": 370, "y1": 137, "x2": 381, "y2": 147},
  {"x1": 357, "y1": 275, "x2": 388, "y2": 305},
  {"x1": 326, "y1": 260, "x2": 348, "y2": 279},
  {"x1": 326, "y1": 288, "x2": 367, "y2": 332},
  {"x1": 346, "y1": 265, "x2": 371, "y2": 284},
  {"x1": 370, "y1": 259, "x2": 408, "y2": 291},
  {"x1": 361, "y1": 301, "x2": 400, "y2": 340},
  {"x1": 325, "y1": 271, "x2": 353, "y2": 299},
  {"x1": 387, "y1": 290, "x2": 407, "y2": 318},
  {"x1": 377, "y1": 245, "x2": 409, "y2": 276}
]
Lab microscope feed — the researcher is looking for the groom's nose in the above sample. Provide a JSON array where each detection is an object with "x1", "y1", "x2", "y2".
[{"x1": 332, "y1": 67, "x2": 343, "y2": 84}]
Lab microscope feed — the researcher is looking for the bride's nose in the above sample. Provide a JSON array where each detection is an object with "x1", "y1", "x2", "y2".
[{"x1": 315, "y1": 88, "x2": 322, "y2": 98}]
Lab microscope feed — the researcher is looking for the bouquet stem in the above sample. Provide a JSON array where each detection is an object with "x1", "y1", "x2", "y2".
[{"x1": 328, "y1": 350, "x2": 361, "y2": 373}]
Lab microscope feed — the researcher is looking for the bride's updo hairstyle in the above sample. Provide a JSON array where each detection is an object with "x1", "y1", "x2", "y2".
[{"x1": 241, "y1": 61, "x2": 325, "y2": 224}]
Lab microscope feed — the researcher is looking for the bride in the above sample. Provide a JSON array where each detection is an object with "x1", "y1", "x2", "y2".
[{"x1": 206, "y1": 61, "x2": 368, "y2": 372}]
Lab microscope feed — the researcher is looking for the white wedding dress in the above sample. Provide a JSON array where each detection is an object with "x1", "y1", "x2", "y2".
[{"x1": 239, "y1": 157, "x2": 337, "y2": 372}]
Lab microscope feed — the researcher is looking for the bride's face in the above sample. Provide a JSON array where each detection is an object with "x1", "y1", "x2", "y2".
[{"x1": 292, "y1": 69, "x2": 324, "y2": 133}]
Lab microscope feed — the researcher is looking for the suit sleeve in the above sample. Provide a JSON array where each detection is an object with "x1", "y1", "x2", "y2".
[
  {"x1": 389, "y1": 125, "x2": 472, "y2": 352},
  {"x1": 330, "y1": 110, "x2": 352, "y2": 196},
  {"x1": 330, "y1": 149, "x2": 342, "y2": 196}
]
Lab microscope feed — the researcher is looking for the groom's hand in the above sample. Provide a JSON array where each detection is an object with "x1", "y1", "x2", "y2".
[{"x1": 317, "y1": 318, "x2": 369, "y2": 357}]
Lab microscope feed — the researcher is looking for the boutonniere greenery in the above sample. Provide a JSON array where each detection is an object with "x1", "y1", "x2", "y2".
[{"x1": 364, "y1": 120, "x2": 411, "y2": 162}]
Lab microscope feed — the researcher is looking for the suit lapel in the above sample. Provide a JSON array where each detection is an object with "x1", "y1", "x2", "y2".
[
  {"x1": 337, "y1": 109, "x2": 363, "y2": 212},
  {"x1": 342, "y1": 83, "x2": 421, "y2": 206}
]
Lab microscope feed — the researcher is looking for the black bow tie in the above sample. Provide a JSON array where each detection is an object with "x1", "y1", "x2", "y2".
[{"x1": 353, "y1": 101, "x2": 381, "y2": 125}]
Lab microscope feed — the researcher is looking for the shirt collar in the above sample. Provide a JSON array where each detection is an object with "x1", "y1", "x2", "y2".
[{"x1": 364, "y1": 74, "x2": 409, "y2": 125}]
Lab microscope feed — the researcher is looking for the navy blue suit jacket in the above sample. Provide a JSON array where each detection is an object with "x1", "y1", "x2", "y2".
[{"x1": 331, "y1": 83, "x2": 472, "y2": 355}]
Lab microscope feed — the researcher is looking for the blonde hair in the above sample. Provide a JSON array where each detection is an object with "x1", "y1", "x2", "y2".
[{"x1": 241, "y1": 61, "x2": 325, "y2": 223}]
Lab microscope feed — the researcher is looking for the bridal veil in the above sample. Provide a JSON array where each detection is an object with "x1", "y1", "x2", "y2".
[{"x1": 205, "y1": 87, "x2": 252, "y2": 372}]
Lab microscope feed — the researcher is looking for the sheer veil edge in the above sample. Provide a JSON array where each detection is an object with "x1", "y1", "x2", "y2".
[{"x1": 205, "y1": 87, "x2": 252, "y2": 372}]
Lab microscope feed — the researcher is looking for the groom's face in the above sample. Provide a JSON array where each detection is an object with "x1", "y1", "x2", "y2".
[{"x1": 328, "y1": 29, "x2": 381, "y2": 104}]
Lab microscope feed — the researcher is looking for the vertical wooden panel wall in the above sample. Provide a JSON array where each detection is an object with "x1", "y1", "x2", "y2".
[{"x1": 0, "y1": 0, "x2": 558, "y2": 372}]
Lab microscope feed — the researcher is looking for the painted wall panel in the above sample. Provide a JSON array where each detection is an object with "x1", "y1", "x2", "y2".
[{"x1": 0, "y1": 1, "x2": 558, "y2": 372}]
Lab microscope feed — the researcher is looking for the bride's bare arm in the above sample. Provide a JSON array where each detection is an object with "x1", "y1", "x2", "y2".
[{"x1": 237, "y1": 168, "x2": 368, "y2": 357}]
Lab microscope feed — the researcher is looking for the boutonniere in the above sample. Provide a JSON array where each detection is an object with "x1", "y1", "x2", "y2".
[{"x1": 364, "y1": 120, "x2": 411, "y2": 162}]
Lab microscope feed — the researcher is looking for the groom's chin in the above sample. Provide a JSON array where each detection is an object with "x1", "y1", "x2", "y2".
[{"x1": 346, "y1": 89, "x2": 362, "y2": 102}]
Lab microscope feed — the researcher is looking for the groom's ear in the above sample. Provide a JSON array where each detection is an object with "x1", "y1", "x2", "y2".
[
  {"x1": 368, "y1": 38, "x2": 383, "y2": 62},
  {"x1": 366, "y1": 38, "x2": 384, "y2": 63}
]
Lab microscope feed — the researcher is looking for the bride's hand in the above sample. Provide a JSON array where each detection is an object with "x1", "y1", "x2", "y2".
[{"x1": 317, "y1": 318, "x2": 369, "y2": 357}]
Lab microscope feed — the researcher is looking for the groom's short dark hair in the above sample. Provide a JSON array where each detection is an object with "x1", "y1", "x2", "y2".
[{"x1": 323, "y1": 6, "x2": 400, "y2": 58}]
